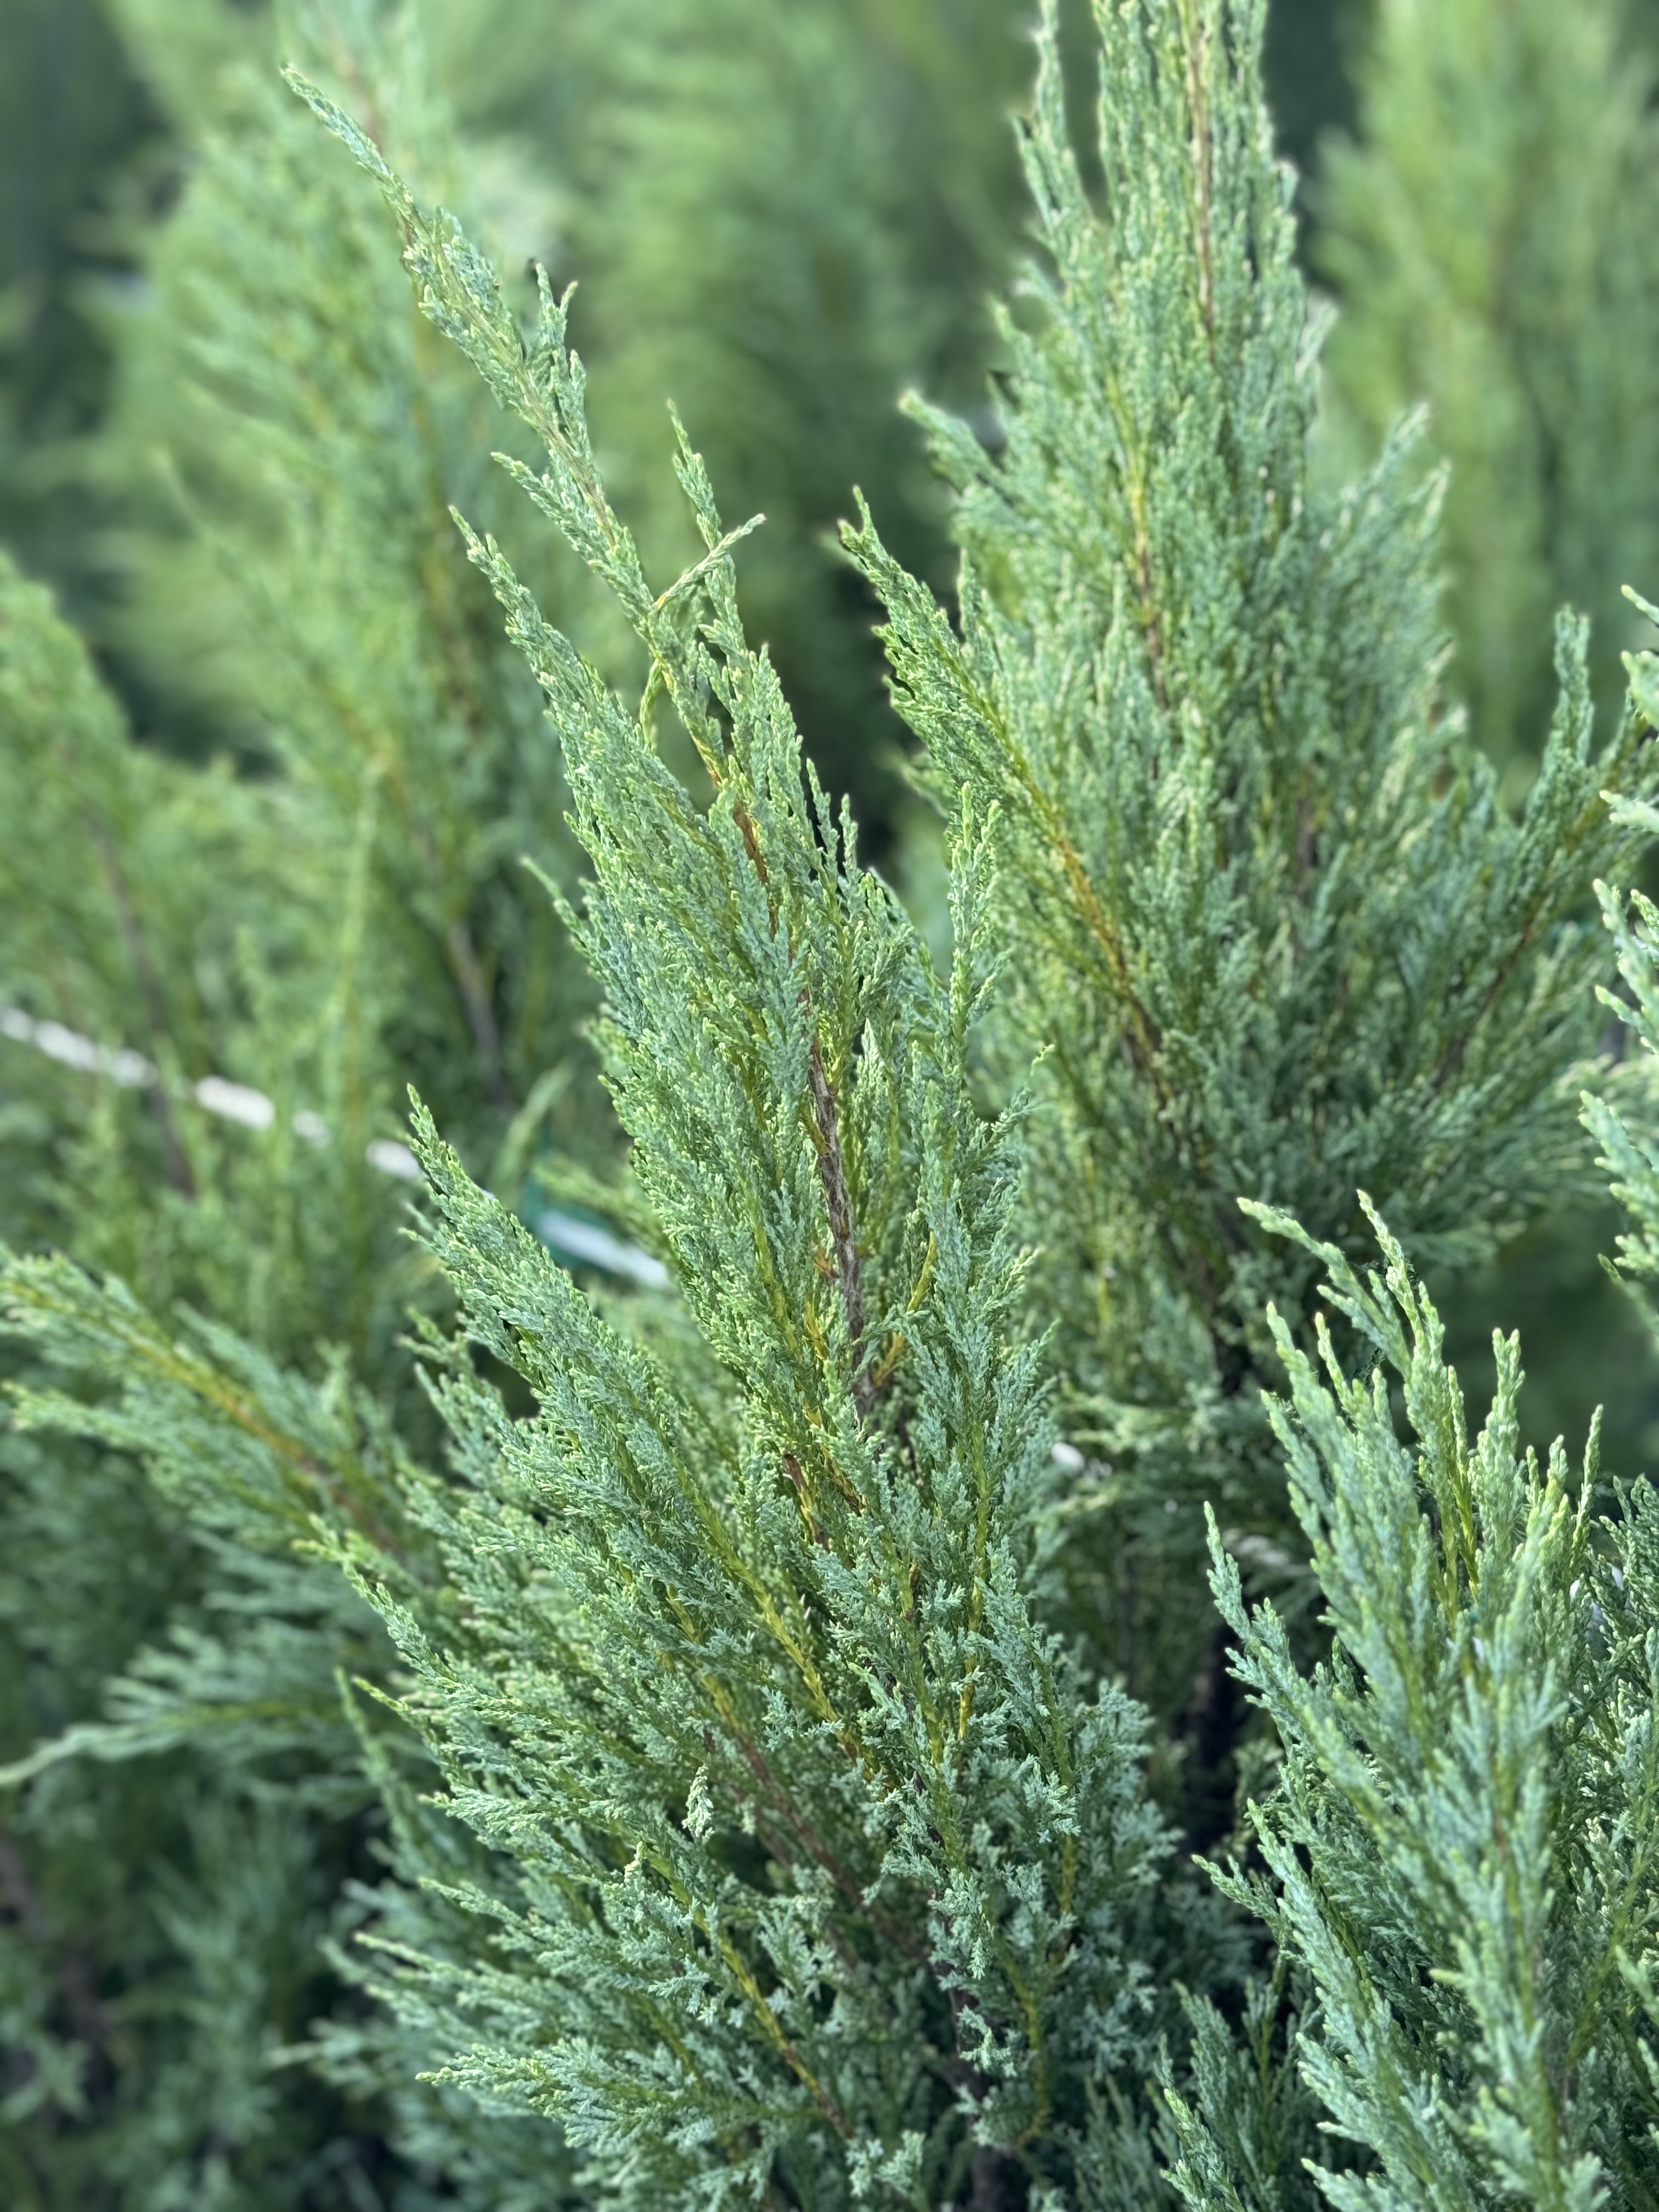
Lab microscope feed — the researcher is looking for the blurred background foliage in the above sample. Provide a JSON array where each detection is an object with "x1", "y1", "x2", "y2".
[
  {"x1": 1, "y1": 0, "x2": 1368, "y2": 826},
  {"x1": 5, "y1": 0, "x2": 1659, "y2": 2199}
]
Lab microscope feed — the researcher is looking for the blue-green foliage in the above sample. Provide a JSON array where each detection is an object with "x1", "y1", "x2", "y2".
[
  {"x1": 0, "y1": 1, "x2": 1029, "y2": 2198},
  {"x1": 280, "y1": 80, "x2": 1182, "y2": 2189},
  {"x1": 4, "y1": 0, "x2": 1659, "y2": 2206},
  {"x1": 1584, "y1": 654, "x2": 1659, "y2": 1332},
  {"x1": 1318, "y1": 0, "x2": 1659, "y2": 778},
  {"x1": 0, "y1": 10, "x2": 601, "y2": 2201},
  {"x1": 88, "y1": 2, "x2": 597, "y2": 1161},
  {"x1": 846, "y1": 0, "x2": 1659, "y2": 1726},
  {"x1": 1167, "y1": 1194, "x2": 1659, "y2": 2205},
  {"x1": 573, "y1": 0, "x2": 1026, "y2": 841},
  {"x1": 0, "y1": 550, "x2": 420, "y2": 1358}
]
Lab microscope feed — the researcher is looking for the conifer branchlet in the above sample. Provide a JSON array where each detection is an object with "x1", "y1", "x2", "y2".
[{"x1": 4, "y1": 0, "x2": 1659, "y2": 2204}]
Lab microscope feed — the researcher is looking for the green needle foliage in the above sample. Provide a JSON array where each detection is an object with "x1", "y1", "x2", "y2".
[
  {"x1": 845, "y1": 0, "x2": 1658, "y2": 1736},
  {"x1": 278, "y1": 78, "x2": 1185, "y2": 2191},
  {"x1": 0, "y1": 10, "x2": 603, "y2": 2203},
  {"x1": 89, "y1": 0, "x2": 599, "y2": 1161},
  {"x1": 574, "y1": 0, "x2": 1026, "y2": 845},
  {"x1": 1163, "y1": 786, "x2": 1659, "y2": 2200},
  {"x1": 1166, "y1": 1198, "x2": 1659, "y2": 2207},
  {"x1": 4, "y1": 0, "x2": 1659, "y2": 2205},
  {"x1": 95, "y1": 0, "x2": 1030, "y2": 851},
  {"x1": 1163, "y1": 698, "x2": 1659, "y2": 2211},
  {"x1": 1317, "y1": 0, "x2": 1659, "y2": 781},
  {"x1": 0, "y1": 549, "x2": 417, "y2": 1356}
]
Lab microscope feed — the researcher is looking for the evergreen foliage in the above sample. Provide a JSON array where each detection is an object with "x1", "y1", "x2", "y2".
[
  {"x1": 3, "y1": 0, "x2": 1659, "y2": 2205},
  {"x1": 93, "y1": 0, "x2": 1028, "y2": 848},
  {"x1": 261, "y1": 77, "x2": 1195, "y2": 2192},
  {"x1": 0, "y1": 1, "x2": 1029, "y2": 2194},
  {"x1": 572, "y1": 0, "x2": 1027, "y2": 845},
  {"x1": 1165, "y1": 731, "x2": 1659, "y2": 2201},
  {"x1": 1317, "y1": 0, "x2": 1659, "y2": 778},
  {"x1": 0, "y1": 13, "x2": 600, "y2": 2201},
  {"x1": 0, "y1": 0, "x2": 163, "y2": 593},
  {"x1": 1168, "y1": 1196, "x2": 1659, "y2": 2205},
  {"x1": 86, "y1": 4, "x2": 599, "y2": 1160},
  {"x1": 844, "y1": 0, "x2": 1658, "y2": 1739}
]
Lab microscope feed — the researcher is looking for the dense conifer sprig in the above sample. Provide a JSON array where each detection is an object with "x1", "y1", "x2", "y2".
[
  {"x1": 847, "y1": 0, "x2": 1659, "y2": 1729},
  {"x1": 278, "y1": 71, "x2": 1187, "y2": 2192},
  {"x1": 4, "y1": 0, "x2": 1659, "y2": 2205}
]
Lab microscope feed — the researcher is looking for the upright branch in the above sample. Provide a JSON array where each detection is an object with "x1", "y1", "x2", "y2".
[
  {"x1": 844, "y1": 0, "x2": 1659, "y2": 1726},
  {"x1": 279, "y1": 52, "x2": 1177, "y2": 2200}
]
